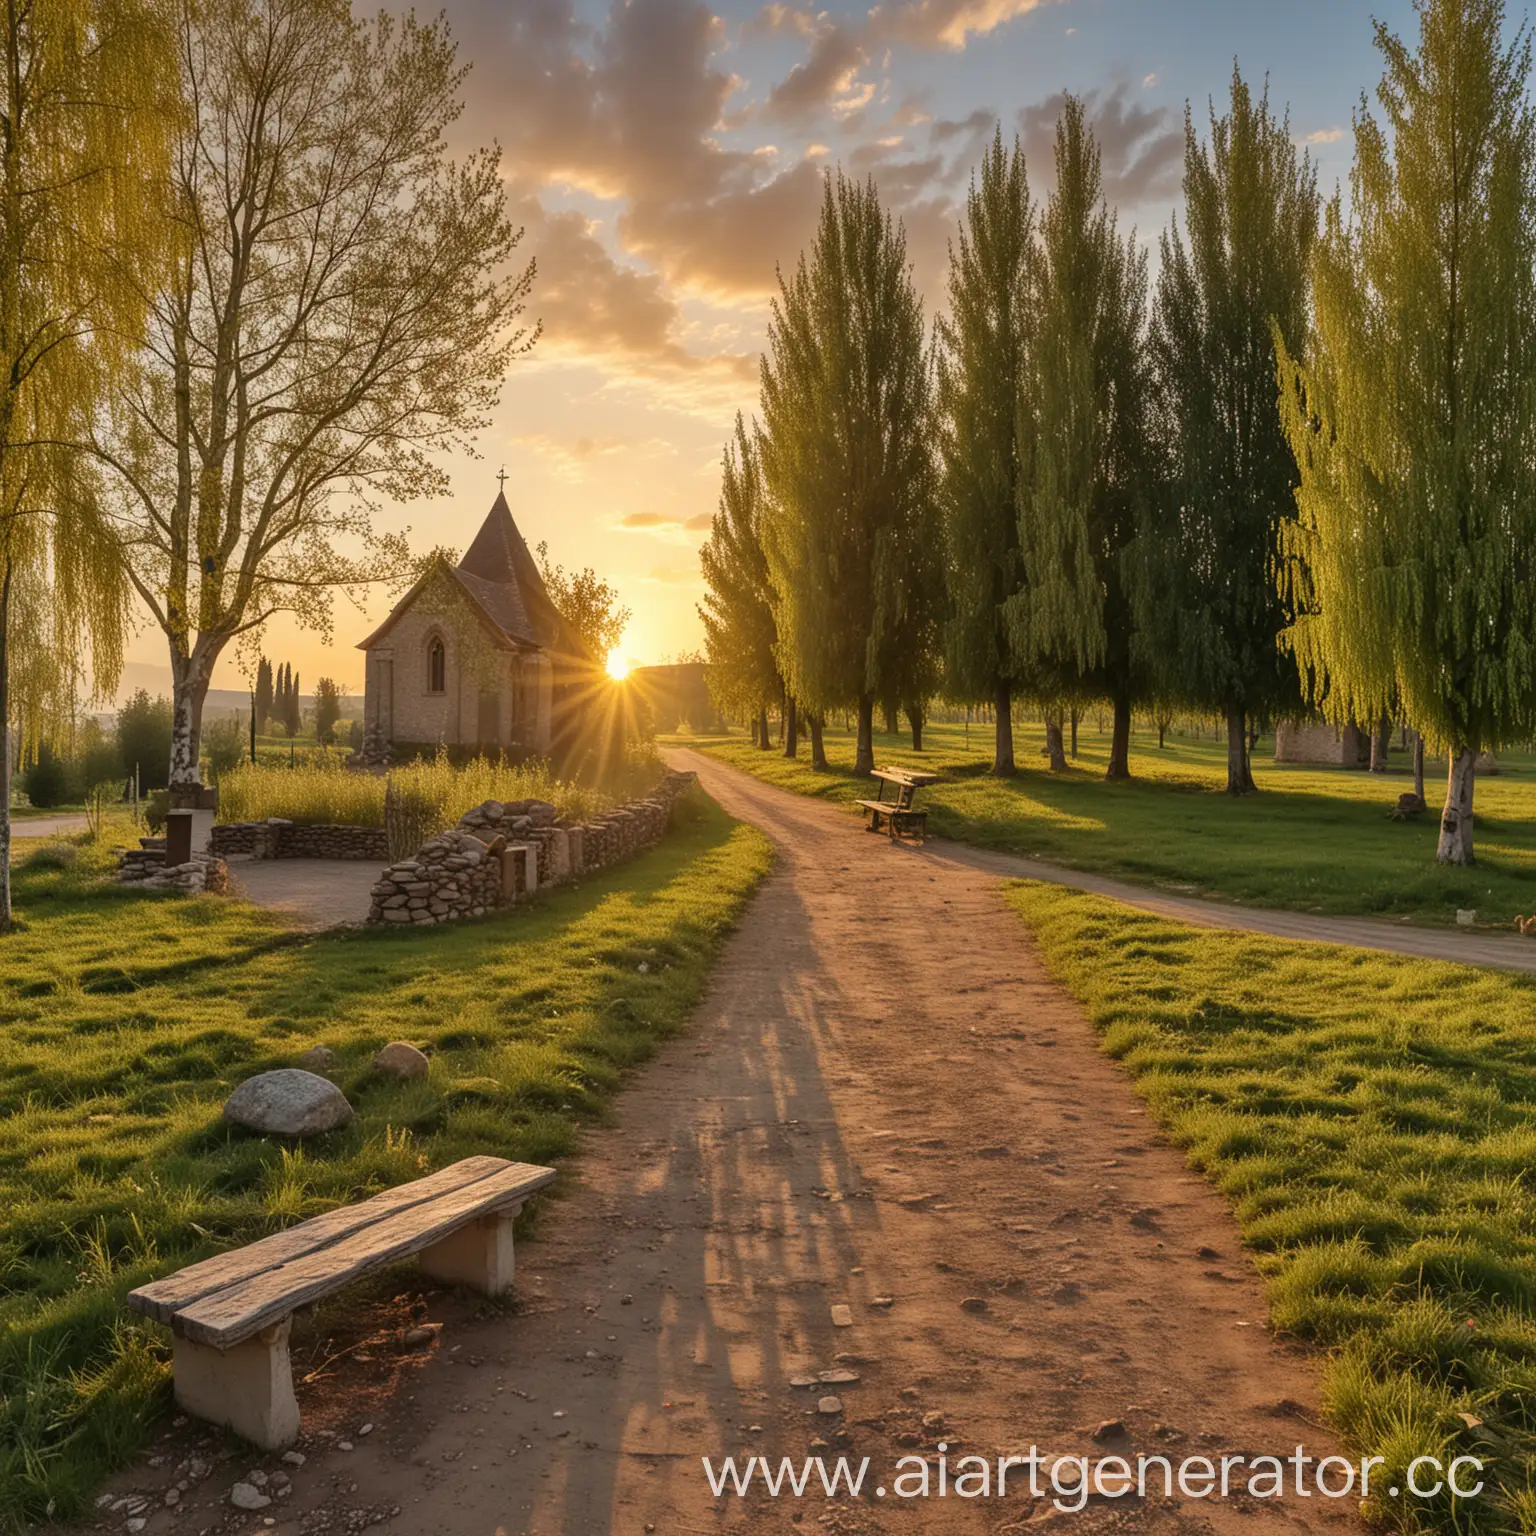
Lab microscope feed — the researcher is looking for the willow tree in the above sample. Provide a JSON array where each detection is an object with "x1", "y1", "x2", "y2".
[
  {"x1": 760, "y1": 171, "x2": 938, "y2": 779},
  {"x1": 1014, "y1": 98, "x2": 1155, "y2": 781},
  {"x1": 0, "y1": 0, "x2": 174, "y2": 930},
  {"x1": 1143, "y1": 70, "x2": 1318, "y2": 795},
  {"x1": 94, "y1": 0, "x2": 536, "y2": 798},
  {"x1": 936, "y1": 128, "x2": 1033, "y2": 776},
  {"x1": 1277, "y1": 0, "x2": 1536, "y2": 864},
  {"x1": 699, "y1": 415, "x2": 784, "y2": 758}
]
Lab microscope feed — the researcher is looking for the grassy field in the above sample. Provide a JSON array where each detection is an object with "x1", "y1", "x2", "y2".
[
  {"x1": 1011, "y1": 882, "x2": 1536, "y2": 1534},
  {"x1": 671, "y1": 720, "x2": 1536, "y2": 926},
  {"x1": 0, "y1": 794, "x2": 771, "y2": 1530}
]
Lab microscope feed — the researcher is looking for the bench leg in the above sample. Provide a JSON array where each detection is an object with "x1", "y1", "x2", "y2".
[
  {"x1": 419, "y1": 1204, "x2": 521, "y2": 1294},
  {"x1": 172, "y1": 1318, "x2": 300, "y2": 1451}
]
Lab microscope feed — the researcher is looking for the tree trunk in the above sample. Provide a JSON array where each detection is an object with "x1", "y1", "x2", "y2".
[
  {"x1": 1157, "y1": 718, "x2": 1169, "y2": 750},
  {"x1": 1437, "y1": 748, "x2": 1477, "y2": 864},
  {"x1": 808, "y1": 713, "x2": 828, "y2": 770},
  {"x1": 1371, "y1": 709, "x2": 1391, "y2": 772},
  {"x1": 1069, "y1": 708, "x2": 1079, "y2": 759},
  {"x1": 1225, "y1": 704, "x2": 1256, "y2": 795},
  {"x1": 854, "y1": 696, "x2": 875, "y2": 777},
  {"x1": 169, "y1": 651, "x2": 213, "y2": 801},
  {"x1": 906, "y1": 701, "x2": 924, "y2": 751},
  {"x1": 1045, "y1": 714, "x2": 1067, "y2": 772},
  {"x1": 783, "y1": 696, "x2": 798, "y2": 759},
  {"x1": 1413, "y1": 731, "x2": 1426, "y2": 804},
  {"x1": 756, "y1": 703, "x2": 771, "y2": 751},
  {"x1": 993, "y1": 680, "x2": 1016, "y2": 776},
  {"x1": 0, "y1": 553, "x2": 12, "y2": 933},
  {"x1": 883, "y1": 701, "x2": 898, "y2": 736},
  {"x1": 1105, "y1": 692, "x2": 1132, "y2": 781}
]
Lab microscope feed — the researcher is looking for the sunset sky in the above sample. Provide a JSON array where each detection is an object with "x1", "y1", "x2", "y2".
[{"x1": 122, "y1": 0, "x2": 1419, "y2": 701}]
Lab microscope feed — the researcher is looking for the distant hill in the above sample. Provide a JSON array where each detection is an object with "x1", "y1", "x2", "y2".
[{"x1": 111, "y1": 661, "x2": 363, "y2": 721}]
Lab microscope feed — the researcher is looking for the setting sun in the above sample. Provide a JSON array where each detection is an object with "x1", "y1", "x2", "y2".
[{"x1": 605, "y1": 648, "x2": 630, "y2": 681}]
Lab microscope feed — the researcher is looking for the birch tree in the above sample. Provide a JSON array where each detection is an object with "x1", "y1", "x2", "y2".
[
  {"x1": 936, "y1": 128, "x2": 1033, "y2": 776},
  {"x1": 94, "y1": 0, "x2": 536, "y2": 797},
  {"x1": 1277, "y1": 0, "x2": 1536, "y2": 863},
  {"x1": 1144, "y1": 70, "x2": 1318, "y2": 795},
  {"x1": 1014, "y1": 98, "x2": 1155, "y2": 781},
  {"x1": 0, "y1": 0, "x2": 174, "y2": 930},
  {"x1": 760, "y1": 171, "x2": 937, "y2": 778}
]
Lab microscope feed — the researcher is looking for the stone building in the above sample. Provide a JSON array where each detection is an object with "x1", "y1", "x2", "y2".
[
  {"x1": 358, "y1": 489, "x2": 595, "y2": 756},
  {"x1": 1273, "y1": 718, "x2": 1371, "y2": 767}
]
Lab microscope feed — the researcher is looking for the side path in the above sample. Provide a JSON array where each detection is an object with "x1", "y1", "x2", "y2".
[
  {"x1": 87, "y1": 752, "x2": 1364, "y2": 1535},
  {"x1": 679, "y1": 749, "x2": 1536, "y2": 975}
]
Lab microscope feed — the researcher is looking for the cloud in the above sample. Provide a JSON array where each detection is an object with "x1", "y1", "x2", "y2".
[
  {"x1": 763, "y1": 22, "x2": 869, "y2": 124},
  {"x1": 1304, "y1": 126, "x2": 1346, "y2": 144},
  {"x1": 874, "y1": 0, "x2": 1057, "y2": 52},
  {"x1": 618, "y1": 510, "x2": 714, "y2": 541},
  {"x1": 515, "y1": 433, "x2": 673, "y2": 480},
  {"x1": 1019, "y1": 84, "x2": 1183, "y2": 206}
]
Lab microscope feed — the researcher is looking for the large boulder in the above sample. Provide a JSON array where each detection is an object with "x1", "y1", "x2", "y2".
[{"x1": 223, "y1": 1069, "x2": 353, "y2": 1137}]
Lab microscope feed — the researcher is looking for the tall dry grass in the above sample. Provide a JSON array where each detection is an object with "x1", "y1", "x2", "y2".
[{"x1": 218, "y1": 753, "x2": 615, "y2": 853}]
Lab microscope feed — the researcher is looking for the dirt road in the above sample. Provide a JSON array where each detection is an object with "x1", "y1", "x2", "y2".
[{"x1": 99, "y1": 753, "x2": 1365, "y2": 1536}]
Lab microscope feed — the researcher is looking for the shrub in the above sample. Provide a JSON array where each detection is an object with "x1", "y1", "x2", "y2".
[
  {"x1": 203, "y1": 714, "x2": 247, "y2": 781},
  {"x1": 23, "y1": 842, "x2": 78, "y2": 870},
  {"x1": 143, "y1": 789, "x2": 170, "y2": 835},
  {"x1": 21, "y1": 745, "x2": 69, "y2": 808},
  {"x1": 117, "y1": 690, "x2": 173, "y2": 788}
]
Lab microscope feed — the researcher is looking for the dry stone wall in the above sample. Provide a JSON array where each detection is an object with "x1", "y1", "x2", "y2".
[
  {"x1": 117, "y1": 843, "x2": 230, "y2": 894},
  {"x1": 365, "y1": 770, "x2": 696, "y2": 927},
  {"x1": 210, "y1": 821, "x2": 389, "y2": 860}
]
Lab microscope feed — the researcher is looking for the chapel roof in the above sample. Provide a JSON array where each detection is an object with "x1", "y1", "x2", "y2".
[{"x1": 358, "y1": 489, "x2": 591, "y2": 662}]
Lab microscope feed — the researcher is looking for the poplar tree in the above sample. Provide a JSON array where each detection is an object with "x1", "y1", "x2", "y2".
[
  {"x1": 1277, "y1": 0, "x2": 1536, "y2": 864},
  {"x1": 936, "y1": 128, "x2": 1034, "y2": 776},
  {"x1": 760, "y1": 171, "x2": 938, "y2": 778},
  {"x1": 94, "y1": 0, "x2": 536, "y2": 799},
  {"x1": 0, "y1": 0, "x2": 174, "y2": 931},
  {"x1": 1143, "y1": 69, "x2": 1318, "y2": 795},
  {"x1": 698, "y1": 415, "x2": 785, "y2": 758},
  {"x1": 1014, "y1": 98, "x2": 1155, "y2": 781}
]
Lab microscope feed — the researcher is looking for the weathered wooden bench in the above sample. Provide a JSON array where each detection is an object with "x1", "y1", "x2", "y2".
[
  {"x1": 127, "y1": 1155, "x2": 554, "y2": 1448},
  {"x1": 856, "y1": 765, "x2": 939, "y2": 843}
]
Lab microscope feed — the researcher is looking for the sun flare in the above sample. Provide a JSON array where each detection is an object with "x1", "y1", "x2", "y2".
[{"x1": 605, "y1": 648, "x2": 630, "y2": 681}]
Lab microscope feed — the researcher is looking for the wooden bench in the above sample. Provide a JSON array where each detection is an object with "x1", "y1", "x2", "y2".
[
  {"x1": 856, "y1": 765, "x2": 940, "y2": 843},
  {"x1": 127, "y1": 1155, "x2": 554, "y2": 1448}
]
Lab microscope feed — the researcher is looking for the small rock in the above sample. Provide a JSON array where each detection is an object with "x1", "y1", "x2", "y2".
[
  {"x1": 830, "y1": 1304, "x2": 853, "y2": 1327},
  {"x1": 637, "y1": 962, "x2": 650, "y2": 974},
  {"x1": 223, "y1": 1069, "x2": 353, "y2": 1137},
  {"x1": 871, "y1": 1296, "x2": 894, "y2": 1308},
  {"x1": 373, "y1": 1042, "x2": 429, "y2": 1080},
  {"x1": 230, "y1": 1482, "x2": 272, "y2": 1511},
  {"x1": 819, "y1": 1368, "x2": 860, "y2": 1384},
  {"x1": 126, "y1": 1521, "x2": 146, "y2": 1533},
  {"x1": 960, "y1": 1296, "x2": 988, "y2": 1313},
  {"x1": 164, "y1": 1489, "x2": 181, "y2": 1507},
  {"x1": 922, "y1": 1411, "x2": 945, "y2": 1431},
  {"x1": 337, "y1": 1440, "x2": 354, "y2": 1451},
  {"x1": 358, "y1": 1422, "x2": 374, "y2": 1436},
  {"x1": 280, "y1": 1451, "x2": 306, "y2": 1467},
  {"x1": 817, "y1": 1396, "x2": 843, "y2": 1415},
  {"x1": 298, "y1": 1045, "x2": 335, "y2": 1070},
  {"x1": 1093, "y1": 1419, "x2": 1128, "y2": 1442},
  {"x1": 246, "y1": 1470, "x2": 269, "y2": 1488}
]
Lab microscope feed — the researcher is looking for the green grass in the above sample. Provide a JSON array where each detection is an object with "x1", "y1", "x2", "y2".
[
  {"x1": 671, "y1": 720, "x2": 1536, "y2": 925},
  {"x1": 1010, "y1": 881, "x2": 1536, "y2": 1533},
  {"x1": 0, "y1": 792, "x2": 771, "y2": 1530}
]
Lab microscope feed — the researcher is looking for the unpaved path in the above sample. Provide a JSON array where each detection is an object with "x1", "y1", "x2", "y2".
[
  {"x1": 92, "y1": 753, "x2": 1366, "y2": 1536},
  {"x1": 228, "y1": 858, "x2": 378, "y2": 928}
]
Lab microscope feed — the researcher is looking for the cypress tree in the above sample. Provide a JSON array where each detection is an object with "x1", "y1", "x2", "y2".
[
  {"x1": 760, "y1": 171, "x2": 938, "y2": 778},
  {"x1": 1143, "y1": 68, "x2": 1319, "y2": 795},
  {"x1": 1277, "y1": 0, "x2": 1536, "y2": 863},
  {"x1": 936, "y1": 128, "x2": 1034, "y2": 776},
  {"x1": 698, "y1": 416, "x2": 785, "y2": 757},
  {"x1": 1014, "y1": 98, "x2": 1156, "y2": 781}
]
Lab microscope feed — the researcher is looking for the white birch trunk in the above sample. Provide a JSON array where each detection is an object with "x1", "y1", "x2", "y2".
[
  {"x1": 169, "y1": 649, "x2": 214, "y2": 800},
  {"x1": 1436, "y1": 748, "x2": 1477, "y2": 865}
]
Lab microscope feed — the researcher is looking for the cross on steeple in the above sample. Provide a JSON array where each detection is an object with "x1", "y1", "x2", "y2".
[{"x1": 496, "y1": 465, "x2": 508, "y2": 491}]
